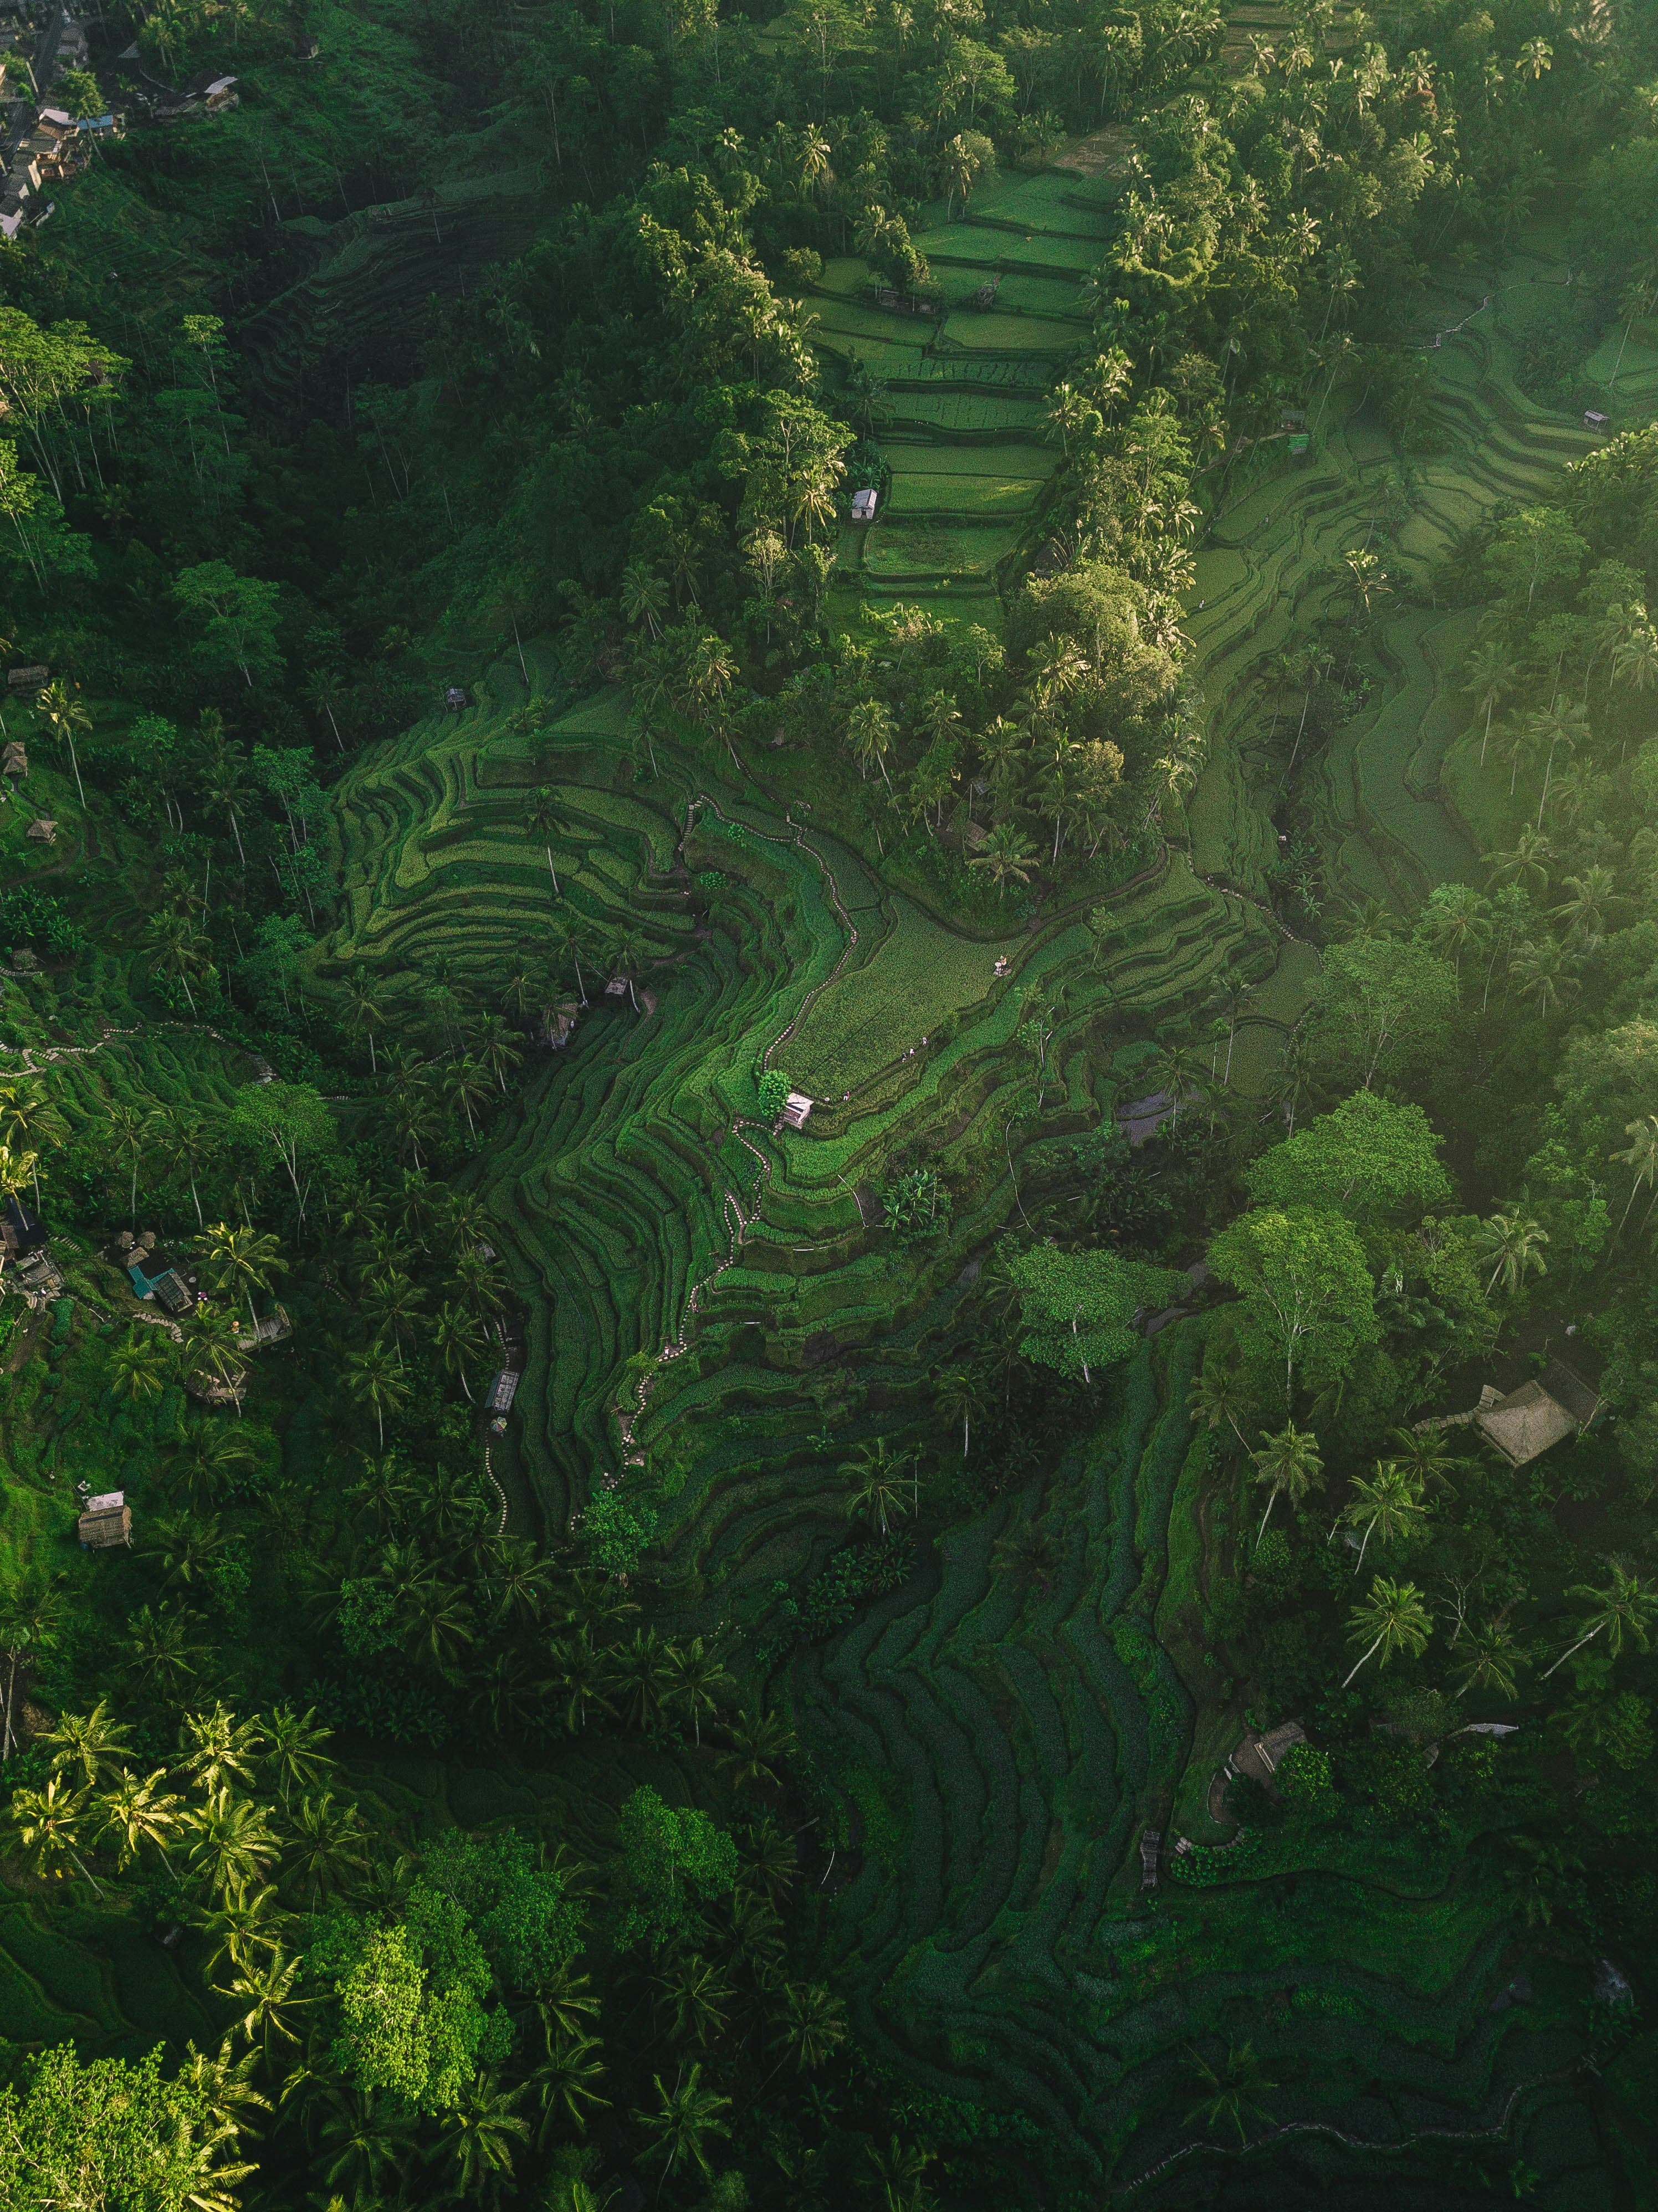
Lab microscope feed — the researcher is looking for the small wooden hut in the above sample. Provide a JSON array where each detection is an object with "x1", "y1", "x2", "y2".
[{"x1": 78, "y1": 1491, "x2": 131, "y2": 1549}]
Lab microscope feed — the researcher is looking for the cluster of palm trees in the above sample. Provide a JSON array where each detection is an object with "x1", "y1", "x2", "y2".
[
  {"x1": 1194, "y1": 1359, "x2": 1658, "y2": 1710},
  {"x1": 9, "y1": 1694, "x2": 355, "y2": 1921},
  {"x1": 324, "y1": 1172, "x2": 508, "y2": 1439},
  {"x1": 4, "y1": 1665, "x2": 854, "y2": 2207},
  {"x1": 304, "y1": 1451, "x2": 741, "y2": 1754}
]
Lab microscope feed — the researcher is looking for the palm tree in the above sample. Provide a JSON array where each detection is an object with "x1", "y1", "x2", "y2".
[
  {"x1": 177, "y1": 1300, "x2": 248, "y2": 1408},
  {"x1": 454, "y1": 1246, "x2": 506, "y2": 1323},
  {"x1": 1189, "y1": 1361, "x2": 1250, "y2": 1451},
  {"x1": 1250, "y1": 1423, "x2": 1324, "y2": 1544},
  {"x1": 197, "y1": 1882, "x2": 287, "y2": 1977},
  {"x1": 7, "y1": 1774, "x2": 104, "y2": 1892},
  {"x1": 40, "y1": 1698, "x2": 134, "y2": 1788},
  {"x1": 1460, "y1": 637, "x2": 1510, "y2": 767},
  {"x1": 552, "y1": 912, "x2": 592, "y2": 1006},
  {"x1": 361, "y1": 1267, "x2": 427, "y2": 1367},
  {"x1": 777, "y1": 1981, "x2": 848, "y2": 2071},
  {"x1": 934, "y1": 1365, "x2": 987, "y2": 1459},
  {"x1": 719, "y1": 1706, "x2": 796, "y2": 1795},
  {"x1": 302, "y1": 669, "x2": 347, "y2": 749},
  {"x1": 102, "y1": 1100, "x2": 151, "y2": 1226},
  {"x1": 443, "y1": 1056, "x2": 495, "y2": 1145},
  {"x1": 1419, "y1": 883, "x2": 1491, "y2": 978},
  {"x1": 1450, "y1": 1620, "x2": 1522, "y2": 1701},
  {"x1": 1508, "y1": 936, "x2": 1578, "y2": 1017},
  {"x1": 183, "y1": 1786, "x2": 282, "y2": 1903},
  {"x1": 847, "y1": 698, "x2": 896, "y2": 788},
  {"x1": 1342, "y1": 1575, "x2": 1432, "y2": 1686},
  {"x1": 1339, "y1": 1463, "x2": 1427, "y2": 1570},
  {"x1": 1540, "y1": 1564, "x2": 1658, "y2": 1680},
  {"x1": 144, "y1": 908, "x2": 212, "y2": 1016},
  {"x1": 839, "y1": 1437, "x2": 915, "y2": 1537},
  {"x1": 607, "y1": 925, "x2": 652, "y2": 1013},
  {"x1": 665, "y1": 1635, "x2": 731, "y2": 1750},
  {"x1": 434, "y1": 1301, "x2": 487, "y2": 1401},
  {"x1": 1610, "y1": 1116, "x2": 1658, "y2": 1243},
  {"x1": 651, "y1": 1951, "x2": 733, "y2": 2050},
  {"x1": 1148, "y1": 1041, "x2": 1202, "y2": 1130},
  {"x1": 472, "y1": 1013, "x2": 523, "y2": 1093},
  {"x1": 525, "y1": 787, "x2": 566, "y2": 895},
  {"x1": 262, "y1": 1703, "x2": 335, "y2": 1804},
  {"x1": 1527, "y1": 698, "x2": 1588, "y2": 828},
  {"x1": 0, "y1": 1575, "x2": 61, "y2": 1760},
  {"x1": 339, "y1": 970, "x2": 387, "y2": 1074},
  {"x1": 434, "y1": 2071, "x2": 530, "y2": 2201},
  {"x1": 0, "y1": 1141, "x2": 40, "y2": 1247},
  {"x1": 202, "y1": 751, "x2": 255, "y2": 866},
  {"x1": 34, "y1": 678, "x2": 91, "y2": 808},
  {"x1": 1482, "y1": 825, "x2": 1553, "y2": 895},
  {"x1": 315, "y1": 2088, "x2": 414, "y2": 2203},
  {"x1": 198, "y1": 1221, "x2": 286, "y2": 1337},
  {"x1": 1384, "y1": 1425, "x2": 1457, "y2": 1491},
  {"x1": 0, "y1": 1074, "x2": 67, "y2": 1207},
  {"x1": 109, "y1": 1326, "x2": 172, "y2": 1409},
  {"x1": 125, "y1": 1602, "x2": 207, "y2": 1701},
  {"x1": 611, "y1": 1627, "x2": 679, "y2": 1739},
  {"x1": 969, "y1": 822, "x2": 1038, "y2": 889},
  {"x1": 549, "y1": 1627, "x2": 618, "y2": 1734},
  {"x1": 1340, "y1": 546, "x2": 1391, "y2": 621},
  {"x1": 620, "y1": 561, "x2": 669, "y2": 641},
  {"x1": 179, "y1": 1703, "x2": 266, "y2": 1794},
  {"x1": 1549, "y1": 866, "x2": 1618, "y2": 943},
  {"x1": 632, "y1": 2064, "x2": 732, "y2": 2187},
  {"x1": 1476, "y1": 1209, "x2": 1549, "y2": 1298},
  {"x1": 221, "y1": 1942, "x2": 309, "y2": 2068},
  {"x1": 1185, "y1": 2041, "x2": 1277, "y2": 2146},
  {"x1": 97, "y1": 1765, "x2": 184, "y2": 1872},
  {"x1": 530, "y1": 2026, "x2": 608, "y2": 2143},
  {"x1": 284, "y1": 1790, "x2": 370, "y2": 1906},
  {"x1": 347, "y1": 1338, "x2": 411, "y2": 1449},
  {"x1": 166, "y1": 1112, "x2": 218, "y2": 1230}
]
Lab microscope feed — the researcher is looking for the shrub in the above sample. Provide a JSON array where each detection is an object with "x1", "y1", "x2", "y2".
[
  {"x1": 883, "y1": 1165, "x2": 952, "y2": 1243},
  {"x1": 0, "y1": 887, "x2": 88, "y2": 956},
  {"x1": 579, "y1": 1486, "x2": 658, "y2": 1578},
  {"x1": 1277, "y1": 1740, "x2": 1337, "y2": 1822}
]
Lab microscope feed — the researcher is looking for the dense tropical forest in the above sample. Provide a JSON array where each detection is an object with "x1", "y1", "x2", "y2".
[{"x1": 1, "y1": 0, "x2": 1658, "y2": 2203}]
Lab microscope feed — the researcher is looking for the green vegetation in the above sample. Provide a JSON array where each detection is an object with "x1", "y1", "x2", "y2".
[{"x1": 0, "y1": 0, "x2": 1656, "y2": 2205}]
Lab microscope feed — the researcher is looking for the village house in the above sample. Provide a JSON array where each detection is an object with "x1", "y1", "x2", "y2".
[
  {"x1": 4, "y1": 1192, "x2": 63, "y2": 1305},
  {"x1": 116, "y1": 1228, "x2": 194, "y2": 1316}
]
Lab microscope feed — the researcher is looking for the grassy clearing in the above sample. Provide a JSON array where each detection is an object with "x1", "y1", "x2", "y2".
[
  {"x1": 942, "y1": 311, "x2": 1079, "y2": 353},
  {"x1": 863, "y1": 523, "x2": 1015, "y2": 578},
  {"x1": 789, "y1": 890, "x2": 1021, "y2": 1093}
]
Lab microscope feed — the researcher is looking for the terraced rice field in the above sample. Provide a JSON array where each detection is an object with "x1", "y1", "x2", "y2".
[
  {"x1": 314, "y1": 162, "x2": 1629, "y2": 2189},
  {"x1": 1186, "y1": 236, "x2": 1604, "y2": 925},
  {"x1": 802, "y1": 1339, "x2": 1606, "y2": 2196},
  {"x1": 813, "y1": 167, "x2": 1121, "y2": 616}
]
